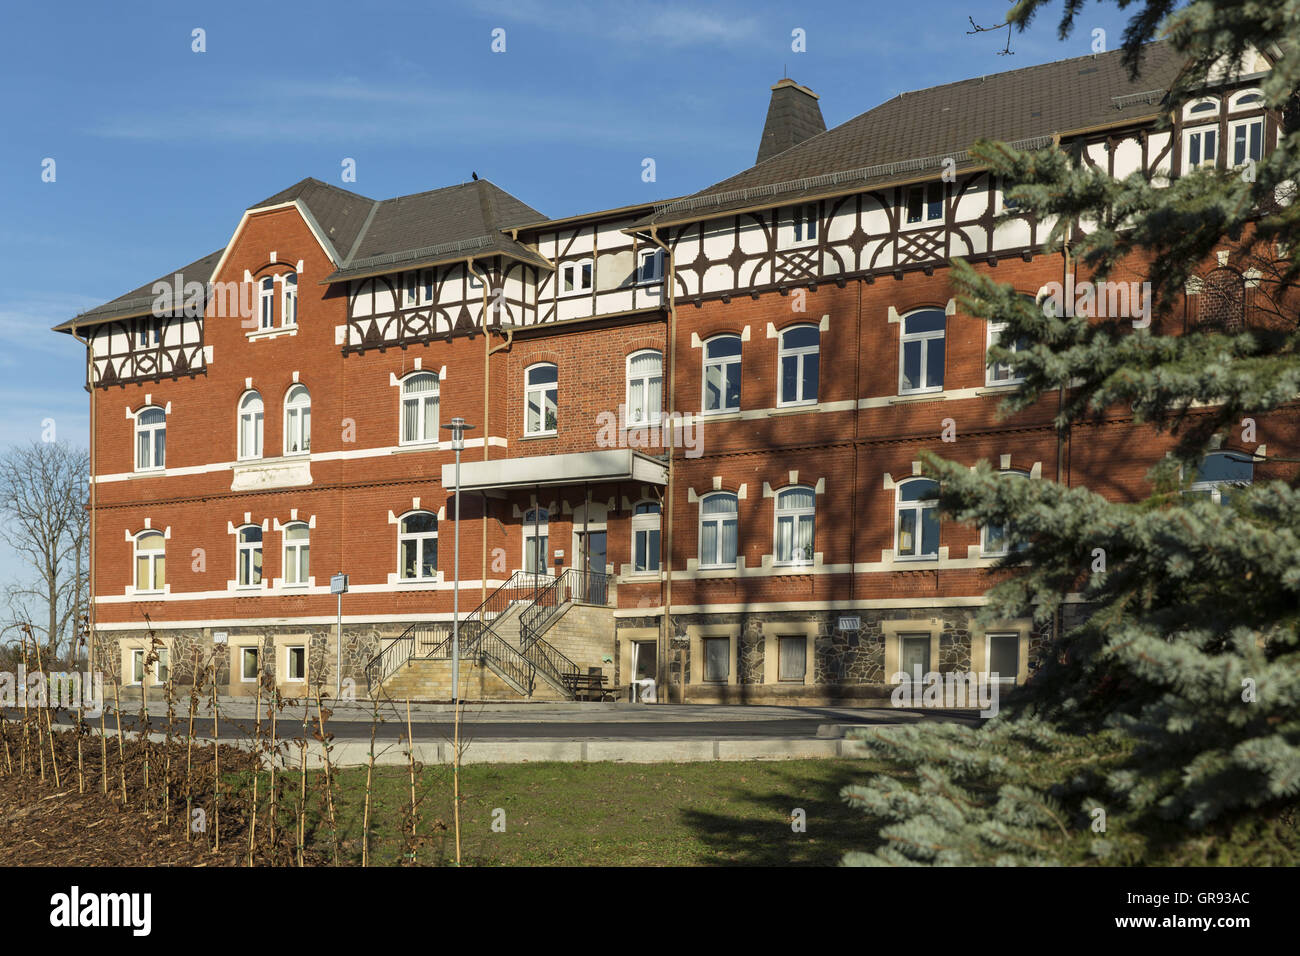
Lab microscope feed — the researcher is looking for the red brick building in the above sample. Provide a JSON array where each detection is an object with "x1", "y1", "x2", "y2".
[{"x1": 57, "y1": 42, "x2": 1294, "y2": 702}]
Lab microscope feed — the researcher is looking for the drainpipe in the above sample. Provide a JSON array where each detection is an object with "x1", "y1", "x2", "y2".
[
  {"x1": 69, "y1": 321, "x2": 96, "y2": 676},
  {"x1": 468, "y1": 257, "x2": 492, "y2": 606},
  {"x1": 645, "y1": 225, "x2": 675, "y2": 703}
]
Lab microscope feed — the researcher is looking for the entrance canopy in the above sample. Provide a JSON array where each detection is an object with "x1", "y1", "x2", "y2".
[{"x1": 441, "y1": 448, "x2": 667, "y2": 494}]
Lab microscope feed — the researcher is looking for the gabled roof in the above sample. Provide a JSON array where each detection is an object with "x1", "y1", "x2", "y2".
[
  {"x1": 634, "y1": 40, "x2": 1184, "y2": 228},
  {"x1": 53, "y1": 247, "x2": 226, "y2": 333},
  {"x1": 248, "y1": 177, "x2": 376, "y2": 263}
]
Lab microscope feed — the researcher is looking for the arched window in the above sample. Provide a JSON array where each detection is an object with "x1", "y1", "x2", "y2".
[
  {"x1": 282, "y1": 273, "x2": 298, "y2": 326},
  {"x1": 774, "y1": 486, "x2": 815, "y2": 565},
  {"x1": 1190, "y1": 451, "x2": 1253, "y2": 506},
  {"x1": 699, "y1": 492, "x2": 738, "y2": 568},
  {"x1": 895, "y1": 477, "x2": 939, "y2": 559},
  {"x1": 259, "y1": 277, "x2": 274, "y2": 329},
  {"x1": 1198, "y1": 268, "x2": 1246, "y2": 332},
  {"x1": 626, "y1": 350, "x2": 663, "y2": 425},
  {"x1": 778, "y1": 325, "x2": 819, "y2": 406},
  {"x1": 703, "y1": 334, "x2": 741, "y2": 414},
  {"x1": 398, "y1": 511, "x2": 438, "y2": 580},
  {"x1": 282, "y1": 522, "x2": 310, "y2": 586},
  {"x1": 982, "y1": 471, "x2": 1028, "y2": 555},
  {"x1": 135, "y1": 406, "x2": 166, "y2": 471},
  {"x1": 525, "y1": 364, "x2": 558, "y2": 435},
  {"x1": 134, "y1": 530, "x2": 166, "y2": 593},
  {"x1": 238, "y1": 391, "x2": 263, "y2": 459},
  {"x1": 283, "y1": 384, "x2": 311, "y2": 455},
  {"x1": 899, "y1": 309, "x2": 945, "y2": 394},
  {"x1": 631, "y1": 500, "x2": 661, "y2": 573},
  {"x1": 523, "y1": 508, "x2": 549, "y2": 574},
  {"x1": 237, "y1": 525, "x2": 263, "y2": 587},
  {"x1": 400, "y1": 372, "x2": 440, "y2": 445},
  {"x1": 1183, "y1": 101, "x2": 1220, "y2": 171}
]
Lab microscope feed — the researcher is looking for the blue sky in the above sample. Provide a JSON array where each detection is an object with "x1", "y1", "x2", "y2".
[{"x1": 0, "y1": 0, "x2": 1134, "y2": 582}]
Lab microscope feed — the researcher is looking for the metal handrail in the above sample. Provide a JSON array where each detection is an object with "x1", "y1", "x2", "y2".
[
  {"x1": 476, "y1": 630, "x2": 535, "y2": 695},
  {"x1": 518, "y1": 568, "x2": 609, "y2": 691},
  {"x1": 364, "y1": 633, "x2": 414, "y2": 691}
]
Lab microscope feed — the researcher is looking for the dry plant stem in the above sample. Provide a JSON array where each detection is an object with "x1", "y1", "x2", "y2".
[
  {"x1": 249, "y1": 668, "x2": 263, "y2": 867},
  {"x1": 212, "y1": 673, "x2": 220, "y2": 853},
  {"x1": 76, "y1": 690, "x2": 84, "y2": 794},
  {"x1": 313, "y1": 688, "x2": 338, "y2": 865},
  {"x1": 24, "y1": 636, "x2": 44, "y2": 782},
  {"x1": 268, "y1": 692, "x2": 278, "y2": 856},
  {"x1": 163, "y1": 676, "x2": 174, "y2": 825},
  {"x1": 297, "y1": 701, "x2": 307, "y2": 868},
  {"x1": 112, "y1": 678, "x2": 127, "y2": 805},
  {"x1": 185, "y1": 664, "x2": 197, "y2": 843},
  {"x1": 362, "y1": 700, "x2": 378, "y2": 867},
  {"x1": 1, "y1": 711, "x2": 12, "y2": 774},
  {"x1": 33, "y1": 640, "x2": 60, "y2": 788},
  {"x1": 98, "y1": 700, "x2": 107, "y2": 794},
  {"x1": 140, "y1": 672, "x2": 148, "y2": 815},
  {"x1": 407, "y1": 698, "x2": 417, "y2": 862}
]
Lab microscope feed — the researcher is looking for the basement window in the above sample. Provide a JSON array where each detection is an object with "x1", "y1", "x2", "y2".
[{"x1": 285, "y1": 645, "x2": 306, "y2": 682}]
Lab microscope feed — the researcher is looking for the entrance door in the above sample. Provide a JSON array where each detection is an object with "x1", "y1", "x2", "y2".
[{"x1": 576, "y1": 530, "x2": 607, "y2": 603}]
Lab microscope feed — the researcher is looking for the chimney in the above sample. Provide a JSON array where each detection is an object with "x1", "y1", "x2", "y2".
[{"x1": 756, "y1": 78, "x2": 826, "y2": 164}]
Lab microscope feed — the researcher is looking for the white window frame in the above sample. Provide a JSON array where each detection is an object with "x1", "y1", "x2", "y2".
[
  {"x1": 399, "y1": 371, "x2": 440, "y2": 445},
  {"x1": 777, "y1": 324, "x2": 819, "y2": 406},
  {"x1": 237, "y1": 390, "x2": 264, "y2": 460},
  {"x1": 559, "y1": 258, "x2": 593, "y2": 297},
  {"x1": 630, "y1": 500, "x2": 661, "y2": 574},
  {"x1": 282, "y1": 522, "x2": 310, "y2": 587},
  {"x1": 404, "y1": 271, "x2": 419, "y2": 306},
  {"x1": 130, "y1": 648, "x2": 146, "y2": 686},
  {"x1": 1228, "y1": 116, "x2": 1264, "y2": 168},
  {"x1": 524, "y1": 363, "x2": 558, "y2": 436},
  {"x1": 398, "y1": 511, "x2": 438, "y2": 580},
  {"x1": 285, "y1": 644, "x2": 307, "y2": 682},
  {"x1": 1189, "y1": 451, "x2": 1253, "y2": 506},
  {"x1": 259, "y1": 277, "x2": 274, "y2": 329},
  {"x1": 1183, "y1": 124, "x2": 1219, "y2": 171},
  {"x1": 984, "y1": 632, "x2": 1021, "y2": 686},
  {"x1": 698, "y1": 492, "x2": 739, "y2": 569},
  {"x1": 636, "y1": 248, "x2": 663, "y2": 285},
  {"x1": 239, "y1": 645, "x2": 260, "y2": 683},
  {"x1": 899, "y1": 309, "x2": 946, "y2": 395},
  {"x1": 236, "y1": 524, "x2": 263, "y2": 588},
  {"x1": 981, "y1": 471, "x2": 1028, "y2": 556},
  {"x1": 986, "y1": 320, "x2": 1027, "y2": 386},
  {"x1": 281, "y1": 273, "x2": 298, "y2": 327},
  {"x1": 702, "y1": 334, "x2": 742, "y2": 415},
  {"x1": 137, "y1": 318, "x2": 160, "y2": 348},
  {"x1": 283, "y1": 384, "x2": 311, "y2": 456},
  {"x1": 134, "y1": 406, "x2": 166, "y2": 472},
  {"x1": 773, "y1": 486, "x2": 815, "y2": 567},
  {"x1": 133, "y1": 530, "x2": 166, "y2": 593},
  {"x1": 625, "y1": 349, "x2": 663, "y2": 425},
  {"x1": 523, "y1": 508, "x2": 549, "y2": 575},
  {"x1": 904, "y1": 182, "x2": 945, "y2": 226},
  {"x1": 790, "y1": 203, "x2": 818, "y2": 245},
  {"x1": 894, "y1": 477, "x2": 939, "y2": 561}
]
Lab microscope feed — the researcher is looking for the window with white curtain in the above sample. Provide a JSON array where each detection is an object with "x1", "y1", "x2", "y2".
[
  {"x1": 895, "y1": 478, "x2": 939, "y2": 559},
  {"x1": 238, "y1": 391, "x2": 263, "y2": 460},
  {"x1": 135, "y1": 406, "x2": 166, "y2": 471},
  {"x1": 703, "y1": 637, "x2": 729, "y2": 682},
  {"x1": 703, "y1": 334, "x2": 741, "y2": 414},
  {"x1": 282, "y1": 273, "x2": 298, "y2": 326},
  {"x1": 523, "y1": 508, "x2": 549, "y2": 574},
  {"x1": 699, "y1": 492, "x2": 738, "y2": 568},
  {"x1": 525, "y1": 364, "x2": 558, "y2": 435},
  {"x1": 778, "y1": 325, "x2": 819, "y2": 405},
  {"x1": 399, "y1": 511, "x2": 438, "y2": 579},
  {"x1": 778, "y1": 636, "x2": 807, "y2": 682},
  {"x1": 899, "y1": 634, "x2": 931, "y2": 682},
  {"x1": 282, "y1": 522, "x2": 310, "y2": 585},
  {"x1": 774, "y1": 486, "x2": 815, "y2": 565},
  {"x1": 283, "y1": 384, "x2": 311, "y2": 455},
  {"x1": 626, "y1": 349, "x2": 663, "y2": 425},
  {"x1": 631, "y1": 501, "x2": 661, "y2": 572},
  {"x1": 237, "y1": 525, "x2": 263, "y2": 587},
  {"x1": 400, "y1": 372, "x2": 439, "y2": 444},
  {"x1": 134, "y1": 530, "x2": 166, "y2": 592}
]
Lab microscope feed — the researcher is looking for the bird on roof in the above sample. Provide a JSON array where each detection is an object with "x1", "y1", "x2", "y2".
[{"x1": 472, "y1": 172, "x2": 478, "y2": 180}]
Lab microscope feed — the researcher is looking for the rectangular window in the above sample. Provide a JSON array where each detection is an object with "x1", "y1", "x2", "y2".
[
  {"x1": 1230, "y1": 118, "x2": 1263, "y2": 166},
  {"x1": 560, "y1": 259, "x2": 593, "y2": 296},
  {"x1": 1185, "y1": 126, "x2": 1218, "y2": 170},
  {"x1": 131, "y1": 649, "x2": 145, "y2": 685},
  {"x1": 986, "y1": 633, "x2": 1020, "y2": 684},
  {"x1": 286, "y1": 646, "x2": 306, "y2": 681},
  {"x1": 792, "y1": 203, "x2": 818, "y2": 243},
  {"x1": 778, "y1": 636, "x2": 807, "y2": 682},
  {"x1": 987, "y1": 321, "x2": 1028, "y2": 385},
  {"x1": 156, "y1": 647, "x2": 169, "y2": 684},
  {"x1": 634, "y1": 526, "x2": 660, "y2": 572},
  {"x1": 241, "y1": 647, "x2": 259, "y2": 682},
  {"x1": 637, "y1": 249, "x2": 663, "y2": 284},
  {"x1": 899, "y1": 634, "x2": 931, "y2": 682},
  {"x1": 703, "y1": 637, "x2": 729, "y2": 682},
  {"x1": 899, "y1": 310, "x2": 946, "y2": 394},
  {"x1": 906, "y1": 183, "x2": 944, "y2": 224}
]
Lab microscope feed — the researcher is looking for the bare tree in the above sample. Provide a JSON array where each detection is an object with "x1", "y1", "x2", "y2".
[{"x1": 0, "y1": 442, "x2": 89, "y2": 666}]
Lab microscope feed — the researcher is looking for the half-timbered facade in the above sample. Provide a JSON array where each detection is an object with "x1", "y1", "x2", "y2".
[{"x1": 57, "y1": 41, "x2": 1297, "y2": 702}]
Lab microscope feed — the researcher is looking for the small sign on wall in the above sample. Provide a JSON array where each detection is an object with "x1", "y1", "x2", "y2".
[{"x1": 837, "y1": 615, "x2": 861, "y2": 632}]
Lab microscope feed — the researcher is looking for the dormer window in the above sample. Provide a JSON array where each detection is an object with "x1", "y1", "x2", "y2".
[
  {"x1": 1229, "y1": 117, "x2": 1264, "y2": 167},
  {"x1": 1184, "y1": 126, "x2": 1219, "y2": 171},
  {"x1": 560, "y1": 258, "x2": 593, "y2": 296},
  {"x1": 906, "y1": 183, "x2": 944, "y2": 225},
  {"x1": 405, "y1": 272, "x2": 418, "y2": 306},
  {"x1": 637, "y1": 249, "x2": 664, "y2": 285},
  {"x1": 137, "y1": 318, "x2": 160, "y2": 348}
]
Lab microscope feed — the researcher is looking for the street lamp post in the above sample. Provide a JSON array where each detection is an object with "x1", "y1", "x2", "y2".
[{"x1": 442, "y1": 417, "x2": 474, "y2": 704}]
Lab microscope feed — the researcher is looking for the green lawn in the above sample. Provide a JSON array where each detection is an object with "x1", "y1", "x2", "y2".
[{"x1": 304, "y1": 759, "x2": 886, "y2": 866}]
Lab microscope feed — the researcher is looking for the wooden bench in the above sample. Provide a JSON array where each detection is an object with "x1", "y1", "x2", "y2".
[{"x1": 568, "y1": 670, "x2": 616, "y2": 701}]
